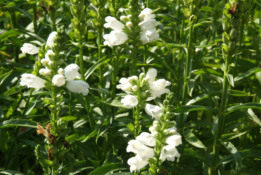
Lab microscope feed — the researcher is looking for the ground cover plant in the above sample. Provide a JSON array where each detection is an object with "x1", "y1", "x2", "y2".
[{"x1": 0, "y1": 0, "x2": 261, "y2": 174}]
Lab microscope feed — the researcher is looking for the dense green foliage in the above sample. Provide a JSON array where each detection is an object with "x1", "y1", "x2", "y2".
[{"x1": 0, "y1": 0, "x2": 261, "y2": 174}]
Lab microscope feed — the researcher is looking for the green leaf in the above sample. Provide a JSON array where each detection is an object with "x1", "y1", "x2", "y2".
[
  {"x1": 186, "y1": 91, "x2": 220, "y2": 105},
  {"x1": 234, "y1": 67, "x2": 261, "y2": 82},
  {"x1": 110, "y1": 173, "x2": 132, "y2": 175},
  {"x1": 255, "y1": 71, "x2": 261, "y2": 85},
  {"x1": 105, "y1": 97, "x2": 129, "y2": 109},
  {"x1": 227, "y1": 73, "x2": 234, "y2": 87},
  {"x1": 174, "y1": 105, "x2": 216, "y2": 113},
  {"x1": 221, "y1": 131, "x2": 247, "y2": 142},
  {"x1": 227, "y1": 90, "x2": 253, "y2": 97},
  {"x1": 226, "y1": 103, "x2": 261, "y2": 114},
  {"x1": 0, "y1": 170, "x2": 24, "y2": 175},
  {"x1": 221, "y1": 142, "x2": 242, "y2": 167},
  {"x1": 0, "y1": 119, "x2": 37, "y2": 128},
  {"x1": 184, "y1": 129, "x2": 206, "y2": 149},
  {"x1": 66, "y1": 134, "x2": 79, "y2": 143},
  {"x1": 84, "y1": 57, "x2": 110, "y2": 80},
  {"x1": 88, "y1": 163, "x2": 127, "y2": 175},
  {"x1": 182, "y1": 148, "x2": 208, "y2": 163},
  {"x1": 61, "y1": 116, "x2": 78, "y2": 121},
  {"x1": 80, "y1": 130, "x2": 98, "y2": 142},
  {"x1": 247, "y1": 109, "x2": 261, "y2": 126},
  {"x1": 0, "y1": 30, "x2": 21, "y2": 42}
]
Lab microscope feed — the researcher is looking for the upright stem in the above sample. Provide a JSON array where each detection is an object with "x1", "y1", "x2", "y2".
[
  {"x1": 79, "y1": 39, "x2": 84, "y2": 80},
  {"x1": 211, "y1": 52, "x2": 230, "y2": 175},
  {"x1": 33, "y1": 3, "x2": 37, "y2": 33},
  {"x1": 10, "y1": 12, "x2": 18, "y2": 63}
]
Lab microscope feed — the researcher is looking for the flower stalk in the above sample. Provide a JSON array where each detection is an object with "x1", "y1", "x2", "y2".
[{"x1": 211, "y1": 2, "x2": 241, "y2": 174}]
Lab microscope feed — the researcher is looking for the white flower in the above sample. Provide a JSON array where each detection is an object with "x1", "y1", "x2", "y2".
[
  {"x1": 20, "y1": 73, "x2": 46, "y2": 90},
  {"x1": 127, "y1": 155, "x2": 149, "y2": 173},
  {"x1": 127, "y1": 140, "x2": 154, "y2": 160},
  {"x1": 139, "y1": 19, "x2": 157, "y2": 31},
  {"x1": 39, "y1": 67, "x2": 51, "y2": 76},
  {"x1": 128, "y1": 76, "x2": 138, "y2": 84},
  {"x1": 46, "y1": 31, "x2": 57, "y2": 48},
  {"x1": 160, "y1": 144, "x2": 180, "y2": 162},
  {"x1": 52, "y1": 74, "x2": 65, "y2": 87},
  {"x1": 140, "y1": 29, "x2": 159, "y2": 44},
  {"x1": 64, "y1": 64, "x2": 81, "y2": 81},
  {"x1": 66, "y1": 80, "x2": 89, "y2": 96},
  {"x1": 104, "y1": 16, "x2": 125, "y2": 31},
  {"x1": 139, "y1": 8, "x2": 156, "y2": 22},
  {"x1": 103, "y1": 30, "x2": 128, "y2": 47},
  {"x1": 166, "y1": 135, "x2": 182, "y2": 147},
  {"x1": 145, "y1": 103, "x2": 162, "y2": 120},
  {"x1": 41, "y1": 58, "x2": 50, "y2": 66},
  {"x1": 21, "y1": 43, "x2": 39, "y2": 55},
  {"x1": 146, "y1": 68, "x2": 157, "y2": 82},
  {"x1": 121, "y1": 95, "x2": 138, "y2": 108},
  {"x1": 136, "y1": 132, "x2": 156, "y2": 147},
  {"x1": 145, "y1": 68, "x2": 171, "y2": 100},
  {"x1": 116, "y1": 78, "x2": 133, "y2": 92}
]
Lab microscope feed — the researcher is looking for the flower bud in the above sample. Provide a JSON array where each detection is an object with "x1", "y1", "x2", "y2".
[
  {"x1": 127, "y1": 15, "x2": 132, "y2": 19},
  {"x1": 58, "y1": 68, "x2": 64, "y2": 75},
  {"x1": 149, "y1": 126, "x2": 156, "y2": 133},
  {"x1": 132, "y1": 85, "x2": 138, "y2": 92},
  {"x1": 120, "y1": 15, "x2": 127, "y2": 21},
  {"x1": 126, "y1": 21, "x2": 133, "y2": 28},
  {"x1": 151, "y1": 131, "x2": 158, "y2": 137},
  {"x1": 128, "y1": 76, "x2": 138, "y2": 84}
]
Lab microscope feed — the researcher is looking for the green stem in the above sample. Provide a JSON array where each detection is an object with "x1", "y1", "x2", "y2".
[
  {"x1": 178, "y1": 19, "x2": 194, "y2": 129},
  {"x1": 23, "y1": 89, "x2": 34, "y2": 116},
  {"x1": 33, "y1": 3, "x2": 37, "y2": 33},
  {"x1": 211, "y1": 49, "x2": 231, "y2": 175},
  {"x1": 131, "y1": 45, "x2": 138, "y2": 75},
  {"x1": 10, "y1": 12, "x2": 18, "y2": 63},
  {"x1": 146, "y1": 0, "x2": 149, "y2": 8},
  {"x1": 79, "y1": 39, "x2": 84, "y2": 80}
]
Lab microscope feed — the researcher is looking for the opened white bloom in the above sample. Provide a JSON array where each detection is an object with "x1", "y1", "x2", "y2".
[
  {"x1": 140, "y1": 29, "x2": 159, "y2": 44},
  {"x1": 46, "y1": 31, "x2": 57, "y2": 48},
  {"x1": 127, "y1": 140, "x2": 154, "y2": 160},
  {"x1": 103, "y1": 16, "x2": 128, "y2": 47},
  {"x1": 166, "y1": 135, "x2": 182, "y2": 147},
  {"x1": 160, "y1": 144, "x2": 180, "y2": 162},
  {"x1": 39, "y1": 67, "x2": 51, "y2": 76},
  {"x1": 21, "y1": 43, "x2": 39, "y2": 55},
  {"x1": 145, "y1": 68, "x2": 171, "y2": 101},
  {"x1": 116, "y1": 78, "x2": 133, "y2": 92},
  {"x1": 127, "y1": 155, "x2": 149, "y2": 173},
  {"x1": 52, "y1": 74, "x2": 65, "y2": 87},
  {"x1": 140, "y1": 19, "x2": 157, "y2": 31},
  {"x1": 103, "y1": 31, "x2": 128, "y2": 47},
  {"x1": 64, "y1": 64, "x2": 81, "y2": 81},
  {"x1": 121, "y1": 95, "x2": 138, "y2": 108},
  {"x1": 136, "y1": 132, "x2": 156, "y2": 147},
  {"x1": 104, "y1": 16, "x2": 125, "y2": 31},
  {"x1": 66, "y1": 80, "x2": 89, "y2": 96},
  {"x1": 20, "y1": 73, "x2": 46, "y2": 90},
  {"x1": 139, "y1": 8, "x2": 156, "y2": 22},
  {"x1": 145, "y1": 103, "x2": 162, "y2": 120}
]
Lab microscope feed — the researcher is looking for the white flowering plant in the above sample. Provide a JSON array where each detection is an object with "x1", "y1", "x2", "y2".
[{"x1": 1, "y1": 0, "x2": 260, "y2": 175}]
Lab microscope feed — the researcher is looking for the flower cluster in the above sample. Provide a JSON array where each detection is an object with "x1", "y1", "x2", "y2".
[
  {"x1": 117, "y1": 68, "x2": 171, "y2": 108},
  {"x1": 20, "y1": 32, "x2": 90, "y2": 96},
  {"x1": 127, "y1": 132, "x2": 156, "y2": 173},
  {"x1": 103, "y1": 16, "x2": 128, "y2": 47},
  {"x1": 139, "y1": 8, "x2": 159, "y2": 44},
  {"x1": 103, "y1": 8, "x2": 159, "y2": 47},
  {"x1": 127, "y1": 125, "x2": 182, "y2": 173}
]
